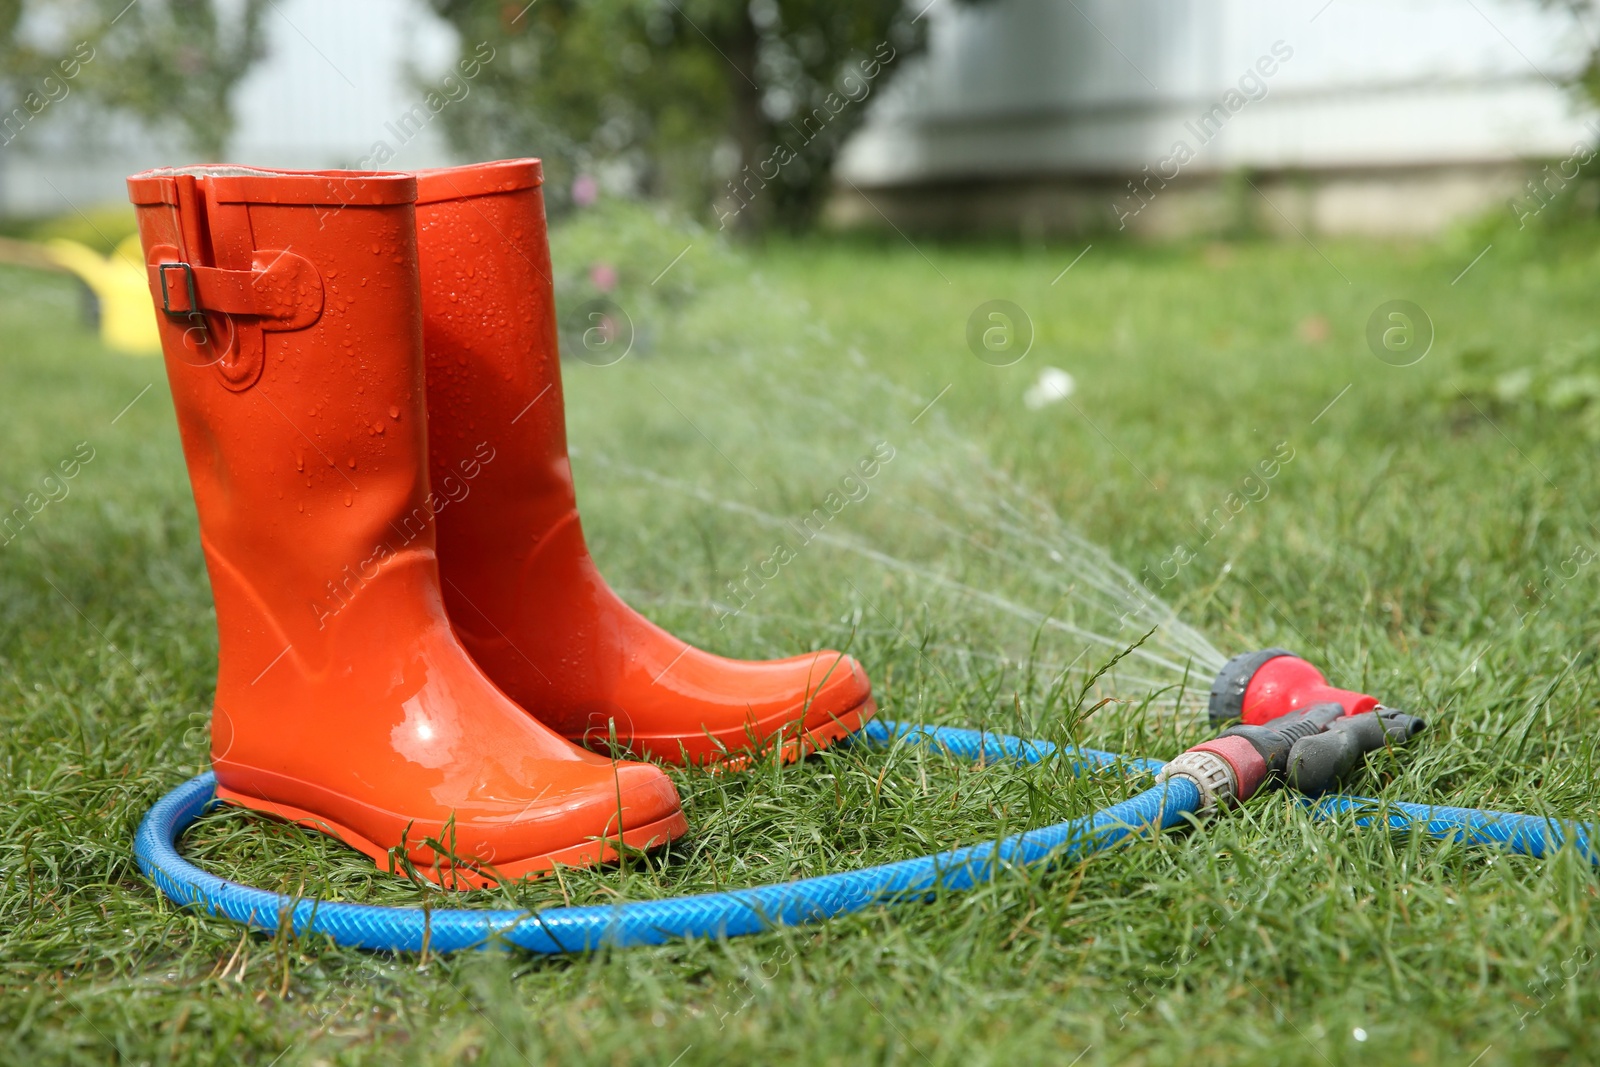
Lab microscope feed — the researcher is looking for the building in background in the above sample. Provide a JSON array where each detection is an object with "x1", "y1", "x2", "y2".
[
  {"x1": 0, "y1": 0, "x2": 458, "y2": 217},
  {"x1": 832, "y1": 0, "x2": 1599, "y2": 236},
  {"x1": 3, "y1": 0, "x2": 1596, "y2": 238}
]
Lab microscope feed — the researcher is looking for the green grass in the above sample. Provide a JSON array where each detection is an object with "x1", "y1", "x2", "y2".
[{"x1": 3, "y1": 211, "x2": 1600, "y2": 1065}]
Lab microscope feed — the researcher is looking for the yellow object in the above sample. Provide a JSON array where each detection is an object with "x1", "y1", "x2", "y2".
[{"x1": 42, "y1": 235, "x2": 162, "y2": 355}]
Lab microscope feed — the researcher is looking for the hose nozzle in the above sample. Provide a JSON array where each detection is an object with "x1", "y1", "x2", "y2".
[
  {"x1": 1209, "y1": 648, "x2": 1382, "y2": 726},
  {"x1": 1158, "y1": 652, "x2": 1428, "y2": 807}
]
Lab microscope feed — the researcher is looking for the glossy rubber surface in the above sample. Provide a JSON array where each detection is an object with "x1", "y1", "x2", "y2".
[
  {"x1": 413, "y1": 159, "x2": 875, "y2": 766},
  {"x1": 135, "y1": 720, "x2": 1199, "y2": 953},
  {"x1": 126, "y1": 164, "x2": 686, "y2": 889}
]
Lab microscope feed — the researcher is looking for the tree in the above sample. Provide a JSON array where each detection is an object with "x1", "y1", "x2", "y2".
[
  {"x1": 426, "y1": 0, "x2": 927, "y2": 230},
  {"x1": 81, "y1": 0, "x2": 270, "y2": 159},
  {"x1": 1537, "y1": 2, "x2": 1600, "y2": 109},
  {"x1": 0, "y1": 0, "x2": 269, "y2": 159}
]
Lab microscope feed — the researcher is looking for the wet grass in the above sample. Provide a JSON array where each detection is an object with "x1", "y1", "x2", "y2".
[{"x1": 1, "y1": 215, "x2": 1598, "y2": 1065}]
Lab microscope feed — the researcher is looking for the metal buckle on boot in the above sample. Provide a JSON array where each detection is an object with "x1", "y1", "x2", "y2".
[{"x1": 158, "y1": 261, "x2": 200, "y2": 316}]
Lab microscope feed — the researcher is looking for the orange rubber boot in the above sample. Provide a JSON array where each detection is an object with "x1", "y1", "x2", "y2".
[
  {"x1": 412, "y1": 159, "x2": 875, "y2": 766},
  {"x1": 127, "y1": 165, "x2": 686, "y2": 888}
]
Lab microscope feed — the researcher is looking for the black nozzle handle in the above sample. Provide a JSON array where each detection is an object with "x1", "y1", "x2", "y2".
[
  {"x1": 1258, "y1": 702, "x2": 1348, "y2": 744},
  {"x1": 1222, "y1": 703, "x2": 1387, "y2": 781},
  {"x1": 1375, "y1": 707, "x2": 1427, "y2": 742},
  {"x1": 1286, "y1": 709, "x2": 1428, "y2": 796},
  {"x1": 1286, "y1": 730, "x2": 1365, "y2": 796}
]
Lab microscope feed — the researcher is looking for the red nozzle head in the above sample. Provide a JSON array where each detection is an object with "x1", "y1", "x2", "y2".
[{"x1": 1208, "y1": 649, "x2": 1380, "y2": 726}]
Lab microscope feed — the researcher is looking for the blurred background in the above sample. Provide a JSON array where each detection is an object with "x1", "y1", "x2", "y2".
[{"x1": 1, "y1": 0, "x2": 1596, "y2": 237}]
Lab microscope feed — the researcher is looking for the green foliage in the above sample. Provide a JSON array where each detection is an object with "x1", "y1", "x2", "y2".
[
  {"x1": 1540, "y1": 0, "x2": 1600, "y2": 108},
  {"x1": 425, "y1": 0, "x2": 925, "y2": 230},
  {"x1": 78, "y1": 0, "x2": 269, "y2": 158},
  {"x1": 0, "y1": 0, "x2": 52, "y2": 92},
  {"x1": 548, "y1": 197, "x2": 739, "y2": 351},
  {"x1": 0, "y1": 0, "x2": 268, "y2": 158},
  {"x1": 1442, "y1": 334, "x2": 1600, "y2": 440},
  {"x1": 0, "y1": 203, "x2": 138, "y2": 253}
]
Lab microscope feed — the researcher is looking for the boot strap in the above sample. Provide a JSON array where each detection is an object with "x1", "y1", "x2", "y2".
[{"x1": 150, "y1": 251, "x2": 323, "y2": 330}]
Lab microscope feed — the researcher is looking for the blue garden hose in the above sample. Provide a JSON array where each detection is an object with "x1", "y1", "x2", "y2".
[
  {"x1": 1308, "y1": 795, "x2": 1598, "y2": 862},
  {"x1": 133, "y1": 718, "x2": 1597, "y2": 954},
  {"x1": 134, "y1": 720, "x2": 1192, "y2": 953}
]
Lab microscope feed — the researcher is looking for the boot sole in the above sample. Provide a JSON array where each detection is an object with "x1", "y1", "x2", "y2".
[
  {"x1": 584, "y1": 696, "x2": 878, "y2": 769},
  {"x1": 214, "y1": 785, "x2": 689, "y2": 891}
]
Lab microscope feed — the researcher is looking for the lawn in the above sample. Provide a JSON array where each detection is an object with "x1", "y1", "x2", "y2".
[{"x1": 1, "y1": 204, "x2": 1598, "y2": 1065}]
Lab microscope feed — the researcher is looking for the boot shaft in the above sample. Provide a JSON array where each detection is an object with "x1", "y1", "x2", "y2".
[
  {"x1": 128, "y1": 166, "x2": 439, "y2": 659},
  {"x1": 410, "y1": 159, "x2": 877, "y2": 765},
  {"x1": 414, "y1": 160, "x2": 579, "y2": 574}
]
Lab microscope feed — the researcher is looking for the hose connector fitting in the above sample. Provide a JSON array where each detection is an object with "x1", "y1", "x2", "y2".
[
  {"x1": 1157, "y1": 748, "x2": 1238, "y2": 811},
  {"x1": 1158, "y1": 732, "x2": 1271, "y2": 810}
]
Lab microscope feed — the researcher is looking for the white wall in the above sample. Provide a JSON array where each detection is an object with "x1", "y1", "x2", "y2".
[
  {"x1": 228, "y1": 0, "x2": 460, "y2": 168},
  {"x1": 838, "y1": 0, "x2": 1599, "y2": 186}
]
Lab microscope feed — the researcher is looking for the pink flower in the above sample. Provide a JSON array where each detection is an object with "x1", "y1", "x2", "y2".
[
  {"x1": 589, "y1": 262, "x2": 618, "y2": 292},
  {"x1": 572, "y1": 174, "x2": 599, "y2": 207}
]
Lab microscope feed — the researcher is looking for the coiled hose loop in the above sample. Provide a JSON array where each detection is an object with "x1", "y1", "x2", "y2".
[
  {"x1": 135, "y1": 719, "x2": 1599, "y2": 954},
  {"x1": 135, "y1": 720, "x2": 1193, "y2": 953}
]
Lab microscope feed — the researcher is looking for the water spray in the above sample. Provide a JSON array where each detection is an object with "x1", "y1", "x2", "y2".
[{"x1": 134, "y1": 650, "x2": 1594, "y2": 954}]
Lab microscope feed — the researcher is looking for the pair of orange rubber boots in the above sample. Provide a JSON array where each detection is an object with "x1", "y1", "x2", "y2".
[{"x1": 128, "y1": 159, "x2": 875, "y2": 889}]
